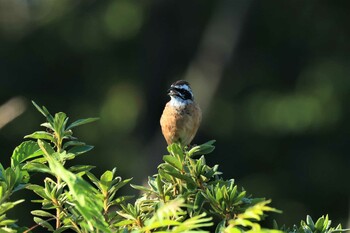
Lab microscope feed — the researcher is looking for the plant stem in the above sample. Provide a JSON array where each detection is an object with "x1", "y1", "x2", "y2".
[
  {"x1": 56, "y1": 135, "x2": 62, "y2": 229},
  {"x1": 56, "y1": 176, "x2": 62, "y2": 229}
]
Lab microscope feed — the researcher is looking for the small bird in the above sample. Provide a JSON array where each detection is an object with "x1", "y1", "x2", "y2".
[{"x1": 160, "y1": 80, "x2": 202, "y2": 146}]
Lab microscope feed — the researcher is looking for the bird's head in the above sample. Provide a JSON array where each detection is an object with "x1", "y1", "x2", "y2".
[{"x1": 167, "y1": 80, "x2": 194, "y2": 106}]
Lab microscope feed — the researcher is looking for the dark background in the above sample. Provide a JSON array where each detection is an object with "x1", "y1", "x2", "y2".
[{"x1": 0, "y1": 0, "x2": 349, "y2": 228}]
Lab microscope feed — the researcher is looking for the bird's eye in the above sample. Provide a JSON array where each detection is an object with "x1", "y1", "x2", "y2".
[{"x1": 175, "y1": 88, "x2": 192, "y2": 100}]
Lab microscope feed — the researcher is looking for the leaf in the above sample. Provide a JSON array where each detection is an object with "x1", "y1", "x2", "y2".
[
  {"x1": 33, "y1": 217, "x2": 54, "y2": 231},
  {"x1": 0, "y1": 200, "x2": 24, "y2": 215},
  {"x1": 194, "y1": 192, "x2": 205, "y2": 212},
  {"x1": 163, "y1": 155, "x2": 183, "y2": 171},
  {"x1": 314, "y1": 216, "x2": 325, "y2": 231},
  {"x1": 188, "y1": 140, "x2": 216, "y2": 157},
  {"x1": 66, "y1": 118, "x2": 99, "y2": 130},
  {"x1": 11, "y1": 141, "x2": 43, "y2": 167},
  {"x1": 36, "y1": 140, "x2": 54, "y2": 157},
  {"x1": 63, "y1": 141, "x2": 86, "y2": 149},
  {"x1": 130, "y1": 184, "x2": 155, "y2": 193},
  {"x1": 38, "y1": 140, "x2": 110, "y2": 233},
  {"x1": 306, "y1": 215, "x2": 315, "y2": 230},
  {"x1": 26, "y1": 184, "x2": 48, "y2": 199},
  {"x1": 109, "y1": 195, "x2": 134, "y2": 206},
  {"x1": 31, "y1": 210, "x2": 55, "y2": 218},
  {"x1": 68, "y1": 145, "x2": 94, "y2": 156},
  {"x1": 113, "y1": 219, "x2": 135, "y2": 227},
  {"x1": 40, "y1": 122, "x2": 54, "y2": 130},
  {"x1": 53, "y1": 112, "x2": 67, "y2": 135},
  {"x1": 167, "y1": 143, "x2": 184, "y2": 161},
  {"x1": 31, "y1": 101, "x2": 54, "y2": 125},
  {"x1": 101, "y1": 170, "x2": 113, "y2": 183},
  {"x1": 109, "y1": 178, "x2": 133, "y2": 194},
  {"x1": 22, "y1": 163, "x2": 52, "y2": 174},
  {"x1": 53, "y1": 226, "x2": 74, "y2": 233},
  {"x1": 69, "y1": 165, "x2": 95, "y2": 174},
  {"x1": 163, "y1": 170, "x2": 196, "y2": 186}
]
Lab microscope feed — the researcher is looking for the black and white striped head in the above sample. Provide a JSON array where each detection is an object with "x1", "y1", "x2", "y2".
[{"x1": 167, "y1": 80, "x2": 194, "y2": 106}]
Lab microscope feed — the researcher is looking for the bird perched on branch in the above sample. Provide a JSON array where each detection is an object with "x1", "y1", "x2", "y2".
[{"x1": 160, "y1": 80, "x2": 202, "y2": 146}]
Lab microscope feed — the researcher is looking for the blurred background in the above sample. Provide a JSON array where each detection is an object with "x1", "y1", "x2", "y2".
[{"x1": 0, "y1": 0, "x2": 349, "y2": 229}]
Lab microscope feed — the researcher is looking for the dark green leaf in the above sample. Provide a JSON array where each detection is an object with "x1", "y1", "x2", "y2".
[
  {"x1": 69, "y1": 165, "x2": 95, "y2": 174},
  {"x1": 163, "y1": 170, "x2": 196, "y2": 186},
  {"x1": 156, "y1": 175, "x2": 164, "y2": 197},
  {"x1": 306, "y1": 215, "x2": 315, "y2": 230},
  {"x1": 63, "y1": 141, "x2": 86, "y2": 150},
  {"x1": 32, "y1": 101, "x2": 53, "y2": 123},
  {"x1": 68, "y1": 145, "x2": 94, "y2": 156},
  {"x1": 53, "y1": 226, "x2": 74, "y2": 233},
  {"x1": 188, "y1": 141, "x2": 216, "y2": 157},
  {"x1": 66, "y1": 118, "x2": 99, "y2": 130}
]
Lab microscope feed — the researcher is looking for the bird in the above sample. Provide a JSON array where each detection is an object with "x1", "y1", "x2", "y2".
[{"x1": 160, "y1": 80, "x2": 202, "y2": 146}]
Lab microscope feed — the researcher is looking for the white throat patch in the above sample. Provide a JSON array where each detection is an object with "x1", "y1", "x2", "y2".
[{"x1": 169, "y1": 96, "x2": 192, "y2": 107}]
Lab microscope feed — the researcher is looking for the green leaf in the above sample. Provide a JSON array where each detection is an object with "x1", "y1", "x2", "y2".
[
  {"x1": 53, "y1": 226, "x2": 74, "y2": 233},
  {"x1": 24, "y1": 131, "x2": 54, "y2": 142},
  {"x1": 0, "y1": 218, "x2": 18, "y2": 227},
  {"x1": 306, "y1": 215, "x2": 315, "y2": 230},
  {"x1": 101, "y1": 170, "x2": 113, "y2": 183},
  {"x1": 109, "y1": 195, "x2": 134, "y2": 206},
  {"x1": 0, "y1": 200, "x2": 24, "y2": 215},
  {"x1": 109, "y1": 178, "x2": 133, "y2": 197},
  {"x1": 168, "y1": 143, "x2": 184, "y2": 161},
  {"x1": 33, "y1": 217, "x2": 54, "y2": 231},
  {"x1": 314, "y1": 216, "x2": 325, "y2": 231},
  {"x1": 164, "y1": 170, "x2": 196, "y2": 186},
  {"x1": 11, "y1": 141, "x2": 43, "y2": 167},
  {"x1": 31, "y1": 101, "x2": 54, "y2": 124},
  {"x1": 40, "y1": 122, "x2": 54, "y2": 130},
  {"x1": 63, "y1": 141, "x2": 86, "y2": 149},
  {"x1": 22, "y1": 162, "x2": 52, "y2": 174},
  {"x1": 156, "y1": 175, "x2": 164, "y2": 197},
  {"x1": 193, "y1": 192, "x2": 205, "y2": 213},
  {"x1": 130, "y1": 184, "x2": 155, "y2": 193},
  {"x1": 38, "y1": 140, "x2": 110, "y2": 233},
  {"x1": 163, "y1": 155, "x2": 183, "y2": 171},
  {"x1": 37, "y1": 140, "x2": 56, "y2": 157},
  {"x1": 53, "y1": 112, "x2": 67, "y2": 135},
  {"x1": 188, "y1": 140, "x2": 216, "y2": 157},
  {"x1": 66, "y1": 118, "x2": 99, "y2": 130},
  {"x1": 31, "y1": 210, "x2": 55, "y2": 218},
  {"x1": 69, "y1": 165, "x2": 95, "y2": 174},
  {"x1": 26, "y1": 184, "x2": 48, "y2": 199},
  {"x1": 68, "y1": 145, "x2": 94, "y2": 156}
]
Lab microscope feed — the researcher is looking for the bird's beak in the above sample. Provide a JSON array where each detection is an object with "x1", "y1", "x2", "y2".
[{"x1": 167, "y1": 87, "x2": 177, "y2": 96}]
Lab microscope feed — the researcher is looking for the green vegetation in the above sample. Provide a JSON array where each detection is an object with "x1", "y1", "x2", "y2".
[{"x1": 0, "y1": 102, "x2": 347, "y2": 232}]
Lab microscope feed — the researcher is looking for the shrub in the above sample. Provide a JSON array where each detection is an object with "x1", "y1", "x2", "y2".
[{"x1": 0, "y1": 102, "x2": 347, "y2": 233}]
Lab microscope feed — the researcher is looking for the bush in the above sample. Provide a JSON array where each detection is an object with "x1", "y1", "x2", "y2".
[{"x1": 0, "y1": 102, "x2": 347, "y2": 233}]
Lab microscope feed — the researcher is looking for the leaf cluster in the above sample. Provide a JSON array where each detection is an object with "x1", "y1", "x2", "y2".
[{"x1": 0, "y1": 102, "x2": 348, "y2": 233}]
